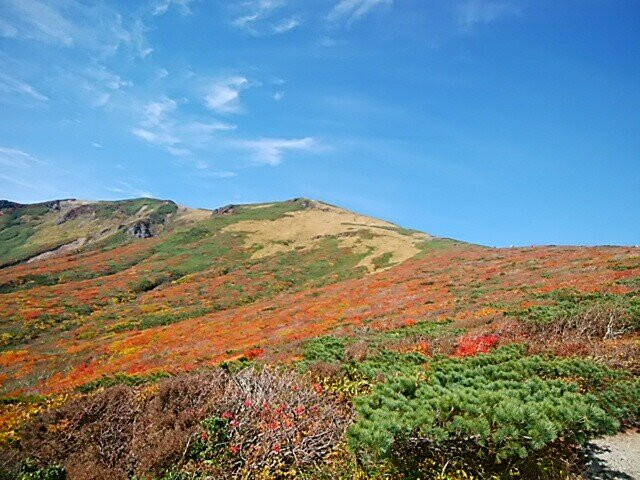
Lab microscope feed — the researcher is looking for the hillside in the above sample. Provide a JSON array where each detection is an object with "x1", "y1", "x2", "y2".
[
  {"x1": 0, "y1": 197, "x2": 452, "y2": 392},
  {"x1": 0, "y1": 197, "x2": 638, "y2": 479}
]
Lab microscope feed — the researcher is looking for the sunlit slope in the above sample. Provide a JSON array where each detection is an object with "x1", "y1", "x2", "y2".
[
  {"x1": 0, "y1": 197, "x2": 458, "y2": 393},
  {"x1": 0, "y1": 198, "x2": 206, "y2": 267}
]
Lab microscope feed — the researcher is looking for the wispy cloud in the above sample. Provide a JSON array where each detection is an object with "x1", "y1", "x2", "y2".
[
  {"x1": 0, "y1": 146, "x2": 61, "y2": 199},
  {"x1": 1, "y1": 0, "x2": 76, "y2": 46},
  {"x1": 0, "y1": 146, "x2": 44, "y2": 167},
  {"x1": 231, "y1": 0, "x2": 284, "y2": 26},
  {"x1": 132, "y1": 97, "x2": 181, "y2": 147},
  {"x1": 0, "y1": 17, "x2": 18, "y2": 37},
  {"x1": 327, "y1": 0, "x2": 392, "y2": 26},
  {"x1": 237, "y1": 137, "x2": 317, "y2": 165},
  {"x1": 272, "y1": 15, "x2": 302, "y2": 34},
  {"x1": 455, "y1": 0, "x2": 521, "y2": 30},
  {"x1": 153, "y1": 0, "x2": 196, "y2": 16},
  {"x1": 86, "y1": 65, "x2": 132, "y2": 91},
  {"x1": 196, "y1": 170, "x2": 237, "y2": 179},
  {"x1": 0, "y1": 0, "x2": 152, "y2": 58},
  {"x1": 205, "y1": 76, "x2": 250, "y2": 114},
  {"x1": 231, "y1": 0, "x2": 301, "y2": 35},
  {"x1": 107, "y1": 180, "x2": 154, "y2": 199},
  {"x1": 87, "y1": 64, "x2": 132, "y2": 108},
  {"x1": 273, "y1": 91, "x2": 285, "y2": 101},
  {"x1": 133, "y1": 97, "x2": 235, "y2": 156},
  {"x1": 0, "y1": 72, "x2": 48, "y2": 102}
]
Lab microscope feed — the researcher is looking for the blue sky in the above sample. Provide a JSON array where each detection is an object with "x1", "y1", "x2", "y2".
[{"x1": 0, "y1": 0, "x2": 638, "y2": 246}]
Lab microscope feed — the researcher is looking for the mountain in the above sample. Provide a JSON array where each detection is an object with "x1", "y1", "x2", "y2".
[
  {"x1": 0, "y1": 197, "x2": 638, "y2": 479},
  {"x1": 0, "y1": 198, "x2": 207, "y2": 267},
  {"x1": 0, "y1": 197, "x2": 460, "y2": 390}
]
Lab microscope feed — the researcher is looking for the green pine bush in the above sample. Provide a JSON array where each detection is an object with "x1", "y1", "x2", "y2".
[{"x1": 348, "y1": 345, "x2": 639, "y2": 476}]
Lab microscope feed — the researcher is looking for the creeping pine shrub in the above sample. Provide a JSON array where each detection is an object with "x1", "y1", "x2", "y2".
[
  {"x1": 348, "y1": 345, "x2": 640, "y2": 477},
  {"x1": 17, "y1": 463, "x2": 66, "y2": 480},
  {"x1": 302, "y1": 336, "x2": 346, "y2": 364},
  {"x1": 514, "y1": 290, "x2": 640, "y2": 340}
]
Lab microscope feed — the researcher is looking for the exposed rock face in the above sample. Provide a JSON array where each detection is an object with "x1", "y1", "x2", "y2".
[
  {"x1": 1, "y1": 199, "x2": 68, "y2": 211},
  {"x1": 0, "y1": 200, "x2": 22, "y2": 210},
  {"x1": 292, "y1": 198, "x2": 313, "y2": 209},
  {"x1": 57, "y1": 204, "x2": 97, "y2": 224},
  {"x1": 126, "y1": 221, "x2": 153, "y2": 238},
  {"x1": 213, "y1": 204, "x2": 236, "y2": 215}
]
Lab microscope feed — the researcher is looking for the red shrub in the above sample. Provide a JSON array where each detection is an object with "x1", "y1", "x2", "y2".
[
  {"x1": 244, "y1": 347, "x2": 265, "y2": 360},
  {"x1": 454, "y1": 334, "x2": 499, "y2": 357}
]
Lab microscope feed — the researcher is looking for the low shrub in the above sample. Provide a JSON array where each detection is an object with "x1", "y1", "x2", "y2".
[
  {"x1": 454, "y1": 334, "x2": 499, "y2": 357},
  {"x1": 302, "y1": 336, "x2": 346, "y2": 364},
  {"x1": 75, "y1": 371, "x2": 170, "y2": 393},
  {"x1": 184, "y1": 368, "x2": 352, "y2": 478},
  {"x1": 514, "y1": 290, "x2": 640, "y2": 337},
  {"x1": 16, "y1": 461, "x2": 66, "y2": 480},
  {"x1": 348, "y1": 345, "x2": 640, "y2": 478},
  {"x1": 15, "y1": 367, "x2": 350, "y2": 480}
]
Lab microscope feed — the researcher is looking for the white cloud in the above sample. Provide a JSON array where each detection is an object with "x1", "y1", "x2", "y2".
[
  {"x1": 166, "y1": 146, "x2": 191, "y2": 157},
  {"x1": 205, "y1": 76, "x2": 249, "y2": 114},
  {"x1": 86, "y1": 65, "x2": 132, "y2": 91},
  {"x1": 0, "y1": 146, "x2": 43, "y2": 167},
  {"x1": 0, "y1": 0, "x2": 152, "y2": 58},
  {"x1": 0, "y1": 18, "x2": 18, "y2": 37},
  {"x1": 153, "y1": 0, "x2": 195, "y2": 16},
  {"x1": 231, "y1": 1, "x2": 300, "y2": 35},
  {"x1": 327, "y1": 0, "x2": 392, "y2": 26},
  {"x1": 130, "y1": 19, "x2": 153, "y2": 58},
  {"x1": 1, "y1": 0, "x2": 76, "y2": 46},
  {"x1": 108, "y1": 180, "x2": 154, "y2": 199},
  {"x1": 197, "y1": 170, "x2": 237, "y2": 179},
  {"x1": 232, "y1": 0, "x2": 286, "y2": 26},
  {"x1": 91, "y1": 92, "x2": 110, "y2": 108},
  {"x1": 272, "y1": 15, "x2": 301, "y2": 34},
  {"x1": 273, "y1": 91, "x2": 285, "y2": 101},
  {"x1": 143, "y1": 97, "x2": 178, "y2": 126},
  {"x1": 91, "y1": 142, "x2": 103, "y2": 148},
  {"x1": 133, "y1": 97, "x2": 235, "y2": 155},
  {"x1": 0, "y1": 72, "x2": 48, "y2": 102},
  {"x1": 456, "y1": 1, "x2": 521, "y2": 30},
  {"x1": 237, "y1": 137, "x2": 317, "y2": 165}
]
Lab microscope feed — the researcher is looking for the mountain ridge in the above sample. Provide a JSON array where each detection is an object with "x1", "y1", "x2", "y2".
[{"x1": 0, "y1": 196, "x2": 443, "y2": 269}]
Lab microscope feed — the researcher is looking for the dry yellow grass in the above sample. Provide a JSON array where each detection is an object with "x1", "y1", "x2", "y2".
[{"x1": 222, "y1": 201, "x2": 429, "y2": 272}]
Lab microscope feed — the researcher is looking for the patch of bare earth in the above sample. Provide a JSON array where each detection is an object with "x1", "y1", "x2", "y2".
[{"x1": 586, "y1": 430, "x2": 640, "y2": 479}]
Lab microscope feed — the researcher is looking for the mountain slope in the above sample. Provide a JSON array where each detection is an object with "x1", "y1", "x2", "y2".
[
  {"x1": 0, "y1": 197, "x2": 461, "y2": 393},
  {"x1": 0, "y1": 197, "x2": 637, "y2": 397},
  {"x1": 0, "y1": 198, "x2": 207, "y2": 267},
  {"x1": 0, "y1": 197, "x2": 639, "y2": 479}
]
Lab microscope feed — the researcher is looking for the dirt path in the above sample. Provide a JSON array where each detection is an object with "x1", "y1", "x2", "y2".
[{"x1": 585, "y1": 430, "x2": 640, "y2": 479}]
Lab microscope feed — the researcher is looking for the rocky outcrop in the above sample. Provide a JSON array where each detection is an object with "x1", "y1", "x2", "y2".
[
  {"x1": 291, "y1": 198, "x2": 313, "y2": 209},
  {"x1": 1, "y1": 199, "x2": 68, "y2": 212},
  {"x1": 213, "y1": 204, "x2": 236, "y2": 215},
  {"x1": 0, "y1": 200, "x2": 22, "y2": 210},
  {"x1": 126, "y1": 220, "x2": 153, "y2": 238},
  {"x1": 57, "y1": 204, "x2": 96, "y2": 224}
]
